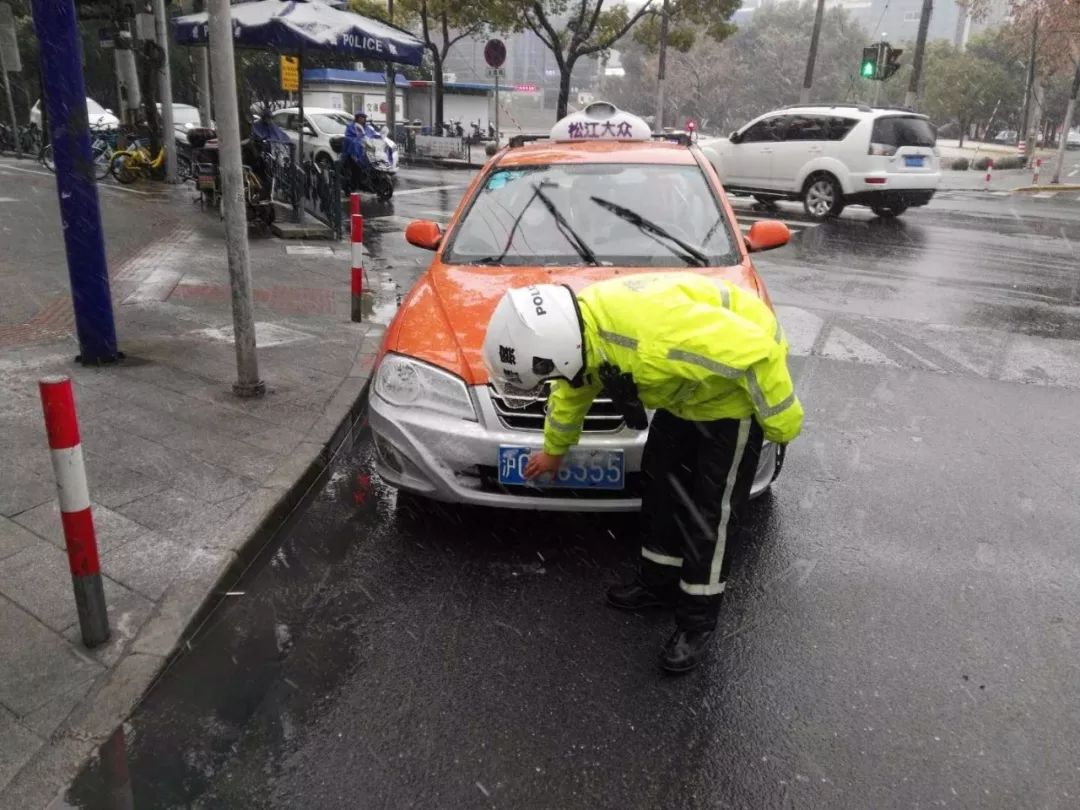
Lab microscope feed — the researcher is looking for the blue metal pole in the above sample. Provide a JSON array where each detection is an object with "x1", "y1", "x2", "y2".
[{"x1": 30, "y1": 0, "x2": 120, "y2": 364}]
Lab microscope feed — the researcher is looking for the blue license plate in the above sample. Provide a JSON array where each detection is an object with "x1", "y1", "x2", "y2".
[
  {"x1": 498, "y1": 446, "x2": 625, "y2": 490},
  {"x1": 904, "y1": 155, "x2": 925, "y2": 167}
]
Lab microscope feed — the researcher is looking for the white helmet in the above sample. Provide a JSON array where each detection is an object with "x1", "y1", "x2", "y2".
[{"x1": 482, "y1": 284, "x2": 584, "y2": 405}]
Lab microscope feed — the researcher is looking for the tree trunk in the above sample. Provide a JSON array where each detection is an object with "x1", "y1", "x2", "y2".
[
  {"x1": 655, "y1": 0, "x2": 669, "y2": 130},
  {"x1": 1050, "y1": 59, "x2": 1080, "y2": 184},
  {"x1": 431, "y1": 48, "x2": 444, "y2": 130},
  {"x1": 138, "y1": 44, "x2": 162, "y2": 156},
  {"x1": 957, "y1": 120, "x2": 965, "y2": 148},
  {"x1": 557, "y1": 61, "x2": 573, "y2": 120}
]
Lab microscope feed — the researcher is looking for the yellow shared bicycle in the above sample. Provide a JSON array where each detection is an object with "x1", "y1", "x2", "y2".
[{"x1": 109, "y1": 140, "x2": 166, "y2": 184}]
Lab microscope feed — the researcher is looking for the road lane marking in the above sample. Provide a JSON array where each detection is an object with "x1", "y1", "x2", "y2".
[
  {"x1": 0, "y1": 161, "x2": 153, "y2": 194},
  {"x1": 393, "y1": 184, "x2": 467, "y2": 196}
]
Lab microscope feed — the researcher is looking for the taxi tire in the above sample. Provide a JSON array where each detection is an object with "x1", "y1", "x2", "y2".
[{"x1": 802, "y1": 173, "x2": 844, "y2": 220}]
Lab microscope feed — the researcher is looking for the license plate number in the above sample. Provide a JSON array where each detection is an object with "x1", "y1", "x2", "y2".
[
  {"x1": 497, "y1": 446, "x2": 624, "y2": 490},
  {"x1": 904, "y1": 155, "x2": 925, "y2": 167}
]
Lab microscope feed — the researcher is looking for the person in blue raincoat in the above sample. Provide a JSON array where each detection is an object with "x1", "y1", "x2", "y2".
[
  {"x1": 344, "y1": 111, "x2": 377, "y2": 167},
  {"x1": 252, "y1": 108, "x2": 291, "y2": 144}
]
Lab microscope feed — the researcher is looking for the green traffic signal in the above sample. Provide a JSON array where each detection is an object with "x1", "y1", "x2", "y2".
[{"x1": 861, "y1": 45, "x2": 880, "y2": 80}]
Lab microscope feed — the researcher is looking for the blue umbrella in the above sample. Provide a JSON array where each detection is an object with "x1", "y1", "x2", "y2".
[{"x1": 174, "y1": 0, "x2": 424, "y2": 65}]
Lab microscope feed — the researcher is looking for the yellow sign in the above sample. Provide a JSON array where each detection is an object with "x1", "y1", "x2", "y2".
[{"x1": 280, "y1": 56, "x2": 299, "y2": 92}]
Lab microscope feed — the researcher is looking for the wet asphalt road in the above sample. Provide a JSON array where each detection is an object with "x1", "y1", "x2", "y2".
[{"x1": 63, "y1": 168, "x2": 1080, "y2": 809}]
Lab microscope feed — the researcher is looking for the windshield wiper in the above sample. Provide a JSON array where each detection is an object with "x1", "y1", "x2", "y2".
[
  {"x1": 590, "y1": 196, "x2": 710, "y2": 267},
  {"x1": 533, "y1": 184, "x2": 601, "y2": 266}
]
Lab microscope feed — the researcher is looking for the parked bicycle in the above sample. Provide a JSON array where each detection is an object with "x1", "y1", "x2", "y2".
[
  {"x1": 0, "y1": 122, "x2": 42, "y2": 156},
  {"x1": 109, "y1": 138, "x2": 166, "y2": 184},
  {"x1": 41, "y1": 125, "x2": 120, "y2": 180}
]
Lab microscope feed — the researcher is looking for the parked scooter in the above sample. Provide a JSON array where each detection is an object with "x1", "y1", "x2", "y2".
[{"x1": 180, "y1": 126, "x2": 216, "y2": 181}]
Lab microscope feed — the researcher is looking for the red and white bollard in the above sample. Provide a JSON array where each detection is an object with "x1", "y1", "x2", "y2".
[
  {"x1": 1032, "y1": 158, "x2": 1042, "y2": 185},
  {"x1": 984, "y1": 158, "x2": 994, "y2": 190},
  {"x1": 350, "y1": 204, "x2": 364, "y2": 323},
  {"x1": 38, "y1": 376, "x2": 109, "y2": 647}
]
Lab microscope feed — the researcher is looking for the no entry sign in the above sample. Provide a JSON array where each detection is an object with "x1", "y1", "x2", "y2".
[{"x1": 484, "y1": 38, "x2": 506, "y2": 69}]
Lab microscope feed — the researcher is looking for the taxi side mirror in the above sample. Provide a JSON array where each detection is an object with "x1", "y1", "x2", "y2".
[
  {"x1": 744, "y1": 220, "x2": 790, "y2": 253},
  {"x1": 729, "y1": 130, "x2": 742, "y2": 144},
  {"x1": 405, "y1": 219, "x2": 443, "y2": 251}
]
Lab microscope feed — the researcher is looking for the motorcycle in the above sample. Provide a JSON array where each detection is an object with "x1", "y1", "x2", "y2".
[{"x1": 341, "y1": 136, "x2": 395, "y2": 201}]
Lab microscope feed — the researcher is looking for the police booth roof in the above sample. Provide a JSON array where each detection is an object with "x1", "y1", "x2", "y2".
[{"x1": 172, "y1": 0, "x2": 424, "y2": 66}]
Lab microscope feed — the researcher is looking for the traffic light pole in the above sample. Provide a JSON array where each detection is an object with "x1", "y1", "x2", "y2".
[
  {"x1": 904, "y1": 0, "x2": 934, "y2": 109},
  {"x1": 30, "y1": 0, "x2": 120, "y2": 365}
]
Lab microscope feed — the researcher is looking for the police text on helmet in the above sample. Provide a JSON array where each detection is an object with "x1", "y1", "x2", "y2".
[{"x1": 528, "y1": 286, "x2": 546, "y2": 316}]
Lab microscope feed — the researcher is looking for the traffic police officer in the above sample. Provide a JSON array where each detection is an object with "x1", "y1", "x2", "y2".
[{"x1": 482, "y1": 272, "x2": 803, "y2": 673}]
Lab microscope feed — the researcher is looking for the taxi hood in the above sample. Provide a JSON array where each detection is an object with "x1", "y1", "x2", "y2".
[{"x1": 382, "y1": 263, "x2": 767, "y2": 387}]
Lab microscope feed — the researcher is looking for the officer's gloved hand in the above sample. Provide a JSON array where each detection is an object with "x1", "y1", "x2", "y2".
[{"x1": 599, "y1": 362, "x2": 648, "y2": 430}]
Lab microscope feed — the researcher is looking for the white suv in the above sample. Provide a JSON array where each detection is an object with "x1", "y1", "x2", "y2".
[{"x1": 701, "y1": 104, "x2": 940, "y2": 219}]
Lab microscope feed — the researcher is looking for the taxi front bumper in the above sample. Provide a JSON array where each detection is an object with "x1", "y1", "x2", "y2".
[{"x1": 369, "y1": 387, "x2": 780, "y2": 512}]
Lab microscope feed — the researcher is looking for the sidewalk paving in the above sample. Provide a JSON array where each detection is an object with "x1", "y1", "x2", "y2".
[{"x1": 0, "y1": 169, "x2": 384, "y2": 808}]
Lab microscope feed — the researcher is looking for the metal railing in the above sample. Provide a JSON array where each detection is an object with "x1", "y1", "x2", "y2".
[{"x1": 300, "y1": 157, "x2": 343, "y2": 240}]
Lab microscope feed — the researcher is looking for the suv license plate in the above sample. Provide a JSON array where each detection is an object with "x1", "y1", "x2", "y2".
[
  {"x1": 498, "y1": 446, "x2": 625, "y2": 490},
  {"x1": 904, "y1": 155, "x2": 925, "y2": 167}
]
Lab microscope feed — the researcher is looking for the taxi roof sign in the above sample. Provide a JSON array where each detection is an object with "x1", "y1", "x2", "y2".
[{"x1": 550, "y1": 102, "x2": 651, "y2": 142}]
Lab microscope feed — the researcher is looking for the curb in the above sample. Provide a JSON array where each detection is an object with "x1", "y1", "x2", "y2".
[
  {"x1": 401, "y1": 156, "x2": 485, "y2": 171},
  {"x1": 1, "y1": 330, "x2": 384, "y2": 810},
  {"x1": 1011, "y1": 184, "x2": 1080, "y2": 193}
]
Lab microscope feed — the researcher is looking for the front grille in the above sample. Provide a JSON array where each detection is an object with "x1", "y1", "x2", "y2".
[{"x1": 488, "y1": 386, "x2": 625, "y2": 432}]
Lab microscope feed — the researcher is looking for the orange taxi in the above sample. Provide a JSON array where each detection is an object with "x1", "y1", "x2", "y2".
[{"x1": 369, "y1": 103, "x2": 793, "y2": 510}]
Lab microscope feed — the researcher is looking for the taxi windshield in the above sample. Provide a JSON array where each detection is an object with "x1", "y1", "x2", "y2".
[{"x1": 443, "y1": 163, "x2": 738, "y2": 267}]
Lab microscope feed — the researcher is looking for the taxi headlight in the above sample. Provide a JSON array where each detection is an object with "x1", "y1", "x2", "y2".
[{"x1": 374, "y1": 354, "x2": 477, "y2": 421}]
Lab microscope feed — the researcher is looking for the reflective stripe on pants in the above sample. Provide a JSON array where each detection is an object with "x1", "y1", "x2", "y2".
[{"x1": 638, "y1": 410, "x2": 764, "y2": 632}]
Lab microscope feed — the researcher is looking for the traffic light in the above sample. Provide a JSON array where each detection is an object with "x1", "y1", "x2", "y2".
[
  {"x1": 861, "y1": 45, "x2": 879, "y2": 79},
  {"x1": 861, "y1": 42, "x2": 902, "y2": 81},
  {"x1": 881, "y1": 45, "x2": 903, "y2": 80}
]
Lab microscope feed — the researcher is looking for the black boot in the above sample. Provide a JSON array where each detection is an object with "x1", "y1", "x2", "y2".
[
  {"x1": 659, "y1": 629, "x2": 714, "y2": 673},
  {"x1": 606, "y1": 581, "x2": 671, "y2": 611}
]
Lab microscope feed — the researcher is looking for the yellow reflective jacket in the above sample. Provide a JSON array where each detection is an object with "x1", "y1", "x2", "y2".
[{"x1": 544, "y1": 272, "x2": 803, "y2": 456}]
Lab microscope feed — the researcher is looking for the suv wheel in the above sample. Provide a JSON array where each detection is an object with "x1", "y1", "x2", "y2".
[
  {"x1": 803, "y1": 174, "x2": 844, "y2": 219},
  {"x1": 871, "y1": 203, "x2": 908, "y2": 218}
]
